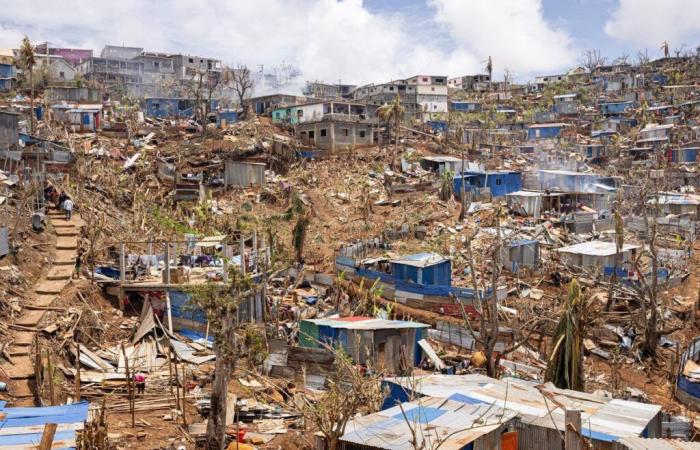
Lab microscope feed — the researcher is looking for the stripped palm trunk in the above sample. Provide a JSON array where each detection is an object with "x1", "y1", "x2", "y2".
[{"x1": 545, "y1": 279, "x2": 585, "y2": 391}]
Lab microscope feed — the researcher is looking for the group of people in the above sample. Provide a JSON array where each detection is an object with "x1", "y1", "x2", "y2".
[{"x1": 43, "y1": 185, "x2": 75, "y2": 220}]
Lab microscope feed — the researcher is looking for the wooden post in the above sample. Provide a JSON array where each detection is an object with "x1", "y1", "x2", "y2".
[
  {"x1": 34, "y1": 335, "x2": 42, "y2": 404},
  {"x1": 565, "y1": 409, "x2": 582, "y2": 450},
  {"x1": 37, "y1": 423, "x2": 57, "y2": 450},
  {"x1": 239, "y1": 231, "x2": 246, "y2": 275},
  {"x1": 164, "y1": 242, "x2": 171, "y2": 284},
  {"x1": 46, "y1": 350, "x2": 54, "y2": 406},
  {"x1": 75, "y1": 340, "x2": 81, "y2": 402},
  {"x1": 253, "y1": 229, "x2": 258, "y2": 273},
  {"x1": 173, "y1": 353, "x2": 181, "y2": 415},
  {"x1": 223, "y1": 244, "x2": 229, "y2": 284},
  {"x1": 119, "y1": 243, "x2": 126, "y2": 310},
  {"x1": 121, "y1": 343, "x2": 134, "y2": 428},
  {"x1": 181, "y1": 362, "x2": 188, "y2": 428},
  {"x1": 147, "y1": 240, "x2": 153, "y2": 272},
  {"x1": 168, "y1": 345, "x2": 174, "y2": 397},
  {"x1": 165, "y1": 291, "x2": 173, "y2": 334}
]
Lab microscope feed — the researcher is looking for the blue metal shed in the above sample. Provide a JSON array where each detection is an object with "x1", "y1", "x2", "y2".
[
  {"x1": 216, "y1": 109, "x2": 238, "y2": 127},
  {"x1": 454, "y1": 171, "x2": 522, "y2": 198},
  {"x1": 527, "y1": 123, "x2": 565, "y2": 140},
  {"x1": 390, "y1": 253, "x2": 451, "y2": 287},
  {"x1": 600, "y1": 101, "x2": 633, "y2": 116},
  {"x1": 449, "y1": 100, "x2": 481, "y2": 112}
]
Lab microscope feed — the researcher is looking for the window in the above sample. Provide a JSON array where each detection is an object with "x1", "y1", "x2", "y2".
[
  {"x1": 389, "y1": 86, "x2": 394, "y2": 91},
  {"x1": 431, "y1": 87, "x2": 435, "y2": 91},
  {"x1": 320, "y1": 129, "x2": 327, "y2": 137},
  {"x1": 188, "y1": 58, "x2": 194, "y2": 63},
  {"x1": 308, "y1": 131, "x2": 315, "y2": 139},
  {"x1": 495, "y1": 178, "x2": 502, "y2": 186},
  {"x1": 342, "y1": 128, "x2": 349, "y2": 136},
  {"x1": 154, "y1": 61, "x2": 159, "y2": 68},
  {"x1": 422, "y1": 77, "x2": 428, "y2": 82},
  {"x1": 359, "y1": 130, "x2": 366, "y2": 138},
  {"x1": 59, "y1": 71, "x2": 65, "y2": 79}
]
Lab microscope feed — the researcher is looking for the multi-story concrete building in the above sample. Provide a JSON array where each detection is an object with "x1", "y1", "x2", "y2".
[
  {"x1": 447, "y1": 74, "x2": 490, "y2": 91},
  {"x1": 353, "y1": 75, "x2": 448, "y2": 122}
]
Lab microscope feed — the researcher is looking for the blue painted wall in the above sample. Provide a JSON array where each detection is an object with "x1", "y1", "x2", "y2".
[
  {"x1": 391, "y1": 259, "x2": 452, "y2": 286},
  {"x1": 426, "y1": 120, "x2": 448, "y2": 132},
  {"x1": 0, "y1": 64, "x2": 15, "y2": 78},
  {"x1": 454, "y1": 172, "x2": 522, "y2": 197},
  {"x1": 670, "y1": 147, "x2": 699, "y2": 163},
  {"x1": 600, "y1": 101, "x2": 633, "y2": 115},
  {"x1": 145, "y1": 98, "x2": 218, "y2": 118},
  {"x1": 217, "y1": 110, "x2": 238, "y2": 127},
  {"x1": 450, "y1": 101, "x2": 480, "y2": 112},
  {"x1": 528, "y1": 125, "x2": 563, "y2": 140}
]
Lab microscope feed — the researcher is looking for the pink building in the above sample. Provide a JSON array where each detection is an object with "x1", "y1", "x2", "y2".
[{"x1": 35, "y1": 43, "x2": 92, "y2": 67}]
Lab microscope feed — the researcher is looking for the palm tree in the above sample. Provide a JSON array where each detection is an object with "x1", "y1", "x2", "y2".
[
  {"x1": 545, "y1": 279, "x2": 585, "y2": 391},
  {"x1": 19, "y1": 37, "x2": 36, "y2": 135},
  {"x1": 485, "y1": 56, "x2": 493, "y2": 91},
  {"x1": 377, "y1": 94, "x2": 405, "y2": 170}
]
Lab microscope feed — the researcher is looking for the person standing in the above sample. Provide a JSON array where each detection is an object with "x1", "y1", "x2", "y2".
[
  {"x1": 134, "y1": 373, "x2": 146, "y2": 395},
  {"x1": 63, "y1": 197, "x2": 74, "y2": 221},
  {"x1": 74, "y1": 248, "x2": 83, "y2": 279}
]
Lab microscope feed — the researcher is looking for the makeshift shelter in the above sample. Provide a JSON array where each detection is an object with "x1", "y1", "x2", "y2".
[
  {"x1": 338, "y1": 396, "x2": 518, "y2": 450},
  {"x1": 299, "y1": 316, "x2": 428, "y2": 372},
  {"x1": 382, "y1": 374, "x2": 663, "y2": 450}
]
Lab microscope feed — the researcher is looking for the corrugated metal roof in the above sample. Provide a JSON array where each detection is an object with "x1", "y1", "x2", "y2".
[
  {"x1": 616, "y1": 437, "x2": 700, "y2": 449},
  {"x1": 556, "y1": 241, "x2": 641, "y2": 256},
  {"x1": 304, "y1": 317, "x2": 429, "y2": 330},
  {"x1": 389, "y1": 252, "x2": 448, "y2": 268},
  {"x1": 383, "y1": 375, "x2": 661, "y2": 441},
  {"x1": 341, "y1": 396, "x2": 516, "y2": 450}
]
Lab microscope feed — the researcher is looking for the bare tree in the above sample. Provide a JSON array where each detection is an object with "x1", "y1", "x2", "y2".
[
  {"x1": 637, "y1": 49, "x2": 651, "y2": 66},
  {"x1": 579, "y1": 49, "x2": 607, "y2": 74},
  {"x1": 295, "y1": 348, "x2": 385, "y2": 450},
  {"x1": 230, "y1": 64, "x2": 254, "y2": 119},
  {"x1": 459, "y1": 205, "x2": 542, "y2": 377},
  {"x1": 188, "y1": 270, "x2": 252, "y2": 450}
]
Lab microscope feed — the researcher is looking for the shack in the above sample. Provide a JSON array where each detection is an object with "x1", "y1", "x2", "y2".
[
  {"x1": 390, "y1": 252, "x2": 451, "y2": 287},
  {"x1": 503, "y1": 239, "x2": 540, "y2": 272},
  {"x1": 506, "y1": 190, "x2": 565, "y2": 219},
  {"x1": 223, "y1": 160, "x2": 265, "y2": 188},
  {"x1": 216, "y1": 109, "x2": 238, "y2": 127},
  {"x1": 669, "y1": 147, "x2": 699, "y2": 164},
  {"x1": 600, "y1": 100, "x2": 634, "y2": 116},
  {"x1": 67, "y1": 107, "x2": 101, "y2": 132},
  {"x1": 0, "y1": 111, "x2": 19, "y2": 151},
  {"x1": 419, "y1": 155, "x2": 466, "y2": 175},
  {"x1": 454, "y1": 171, "x2": 522, "y2": 198},
  {"x1": 299, "y1": 316, "x2": 429, "y2": 371},
  {"x1": 527, "y1": 123, "x2": 567, "y2": 140},
  {"x1": 556, "y1": 241, "x2": 640, "y2": 277},
  {"x1": 382, "y1": 374, "x2": 662, "y2": 450},
  {"x1": 338, "y1": 396, "x2": 517, "y2": 450},
  {"x1": 676, "y1": 336, "x2": 700, "y2": 411}
]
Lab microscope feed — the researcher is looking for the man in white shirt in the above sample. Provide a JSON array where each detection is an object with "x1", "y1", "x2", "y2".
[{"x1": 63, "y1": 198, "x2": 74, "y2": 221}]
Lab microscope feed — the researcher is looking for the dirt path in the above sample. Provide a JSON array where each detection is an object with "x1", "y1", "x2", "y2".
[{"x1": 1, "y1": 210, "x2": 82, "y2": 406}]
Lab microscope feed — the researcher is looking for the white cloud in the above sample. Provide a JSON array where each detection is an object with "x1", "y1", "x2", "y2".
[
  {"x1": 429, "y1": 0, "x2": 577, "y2": 77},
  {"x1": 604, "y1": 0, "x2": 700, "y2": 50},
  {"x1": 0, "y1": 0, "x2": 577, "y2": 87}
]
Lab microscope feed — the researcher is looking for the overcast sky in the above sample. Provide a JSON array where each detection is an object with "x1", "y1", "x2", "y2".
[{"x1": 1, "y1": 0, "x2": 699, "y2": 86}]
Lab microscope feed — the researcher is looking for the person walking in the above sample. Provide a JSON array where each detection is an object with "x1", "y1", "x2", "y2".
[{"x1": 63, "y1": 197, "x2": 74, "y2": 221}]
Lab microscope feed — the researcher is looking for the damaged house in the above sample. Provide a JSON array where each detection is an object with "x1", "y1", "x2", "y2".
[
  {"x1": 299, "y1": 316, "x2": 429, "y2": 372},
  {"x1": 556, "y1": 240, "x2": 640, "y2": 278}
]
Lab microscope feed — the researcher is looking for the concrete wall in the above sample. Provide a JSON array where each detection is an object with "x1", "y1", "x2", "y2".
[{"x1": 296, "y1": 121, "x2": 375, "y2": 151}]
